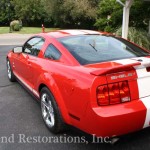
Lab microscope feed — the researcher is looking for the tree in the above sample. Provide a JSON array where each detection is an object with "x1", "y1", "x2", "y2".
[
  {"x1": 95, "y1": 0, "x2": 150, "y2": 32},
  {"x1": 42, "y1": 0, "x2": 64, "y2": 27},
  {"x1": 0, "y1": 0, "x2": 15, "y2": 26},
  {"x1": 95, "y1": 0, "x2": 122, "y2": 32},
  {"x1": 43, "y1": 0, "x2": 99, "y2": 28},
  {"x1": 130, "y1": 0, "x2": 150, "y2": 30},
  {"x1": 11, "y1": 0, "x2": 49, "y2": 26}
]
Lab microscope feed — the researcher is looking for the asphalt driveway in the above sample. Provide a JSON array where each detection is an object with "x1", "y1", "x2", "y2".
[
  {"x1": 0, "y1": 34, "x2": 33, "y2": 45},
  {"x1": 0, "y1": 36, "x2": 150, "y2": 149}
]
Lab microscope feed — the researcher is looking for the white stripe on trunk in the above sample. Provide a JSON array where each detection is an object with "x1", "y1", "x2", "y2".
[
  {"x1": 113, "y1": 57, "x2": 150, "y2": 128},
  {"x1": 141, "y1": 97, "x2": 150, "y2": 128}
]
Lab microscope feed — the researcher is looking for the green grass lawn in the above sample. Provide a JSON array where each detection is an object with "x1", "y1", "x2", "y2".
[{"x1": 0, "y1": 27, "x2": 60, "y2": 34}]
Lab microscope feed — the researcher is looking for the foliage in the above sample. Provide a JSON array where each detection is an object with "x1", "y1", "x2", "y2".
[
  {"x1": 95, "y1": 0, "x2": 122, "y2": 32},
  {"x1": 43, "y1": 0, "x2": 99, "y2": 28},
  {"x1": 116, "y1": 27, "x2": 150, "y2": 50},
  {"x1": 0, "y1": 0, "x2": 99, "y2": 27},
  {"x1": 130, "y1": 0, "x2": 150, "y2": 29},
  {"x1": 13, "y1": 23, "x2": 20, "y2": 31},
  {"x1": 10, "y1": 20, "x2": 21, "y2": 31},
  {"x1": 11, "y1": 0, "x2": 50, "y2": 26},
  {"x1": 95, "y1": 0, "x2": 150, "y2": 32},
  {"x1": 0, "y1": 0, "x2": 149, "y2": 34},
  {"x1": 0, "y1": 0, "x2": 15, "y2": 26}
]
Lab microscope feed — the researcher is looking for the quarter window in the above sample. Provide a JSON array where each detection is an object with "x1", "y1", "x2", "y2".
[{"x1": 44, "y1": 44, "x2": 61, "y2": 60}]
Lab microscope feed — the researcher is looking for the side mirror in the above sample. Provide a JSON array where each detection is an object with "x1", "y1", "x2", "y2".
[{"x1": 13, "y1": 46, "x2": 23, "y2": 53}]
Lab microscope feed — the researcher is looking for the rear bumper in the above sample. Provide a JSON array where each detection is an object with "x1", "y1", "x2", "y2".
[{"x1": 81, "y1": 97, "x2": 150, "y2": 137}]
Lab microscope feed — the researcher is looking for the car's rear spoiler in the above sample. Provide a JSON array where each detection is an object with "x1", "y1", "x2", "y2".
[{"x1": 90, "y1": 62, "x2": 141, "y2": 76}]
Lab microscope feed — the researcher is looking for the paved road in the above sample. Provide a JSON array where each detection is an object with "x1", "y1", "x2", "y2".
[
  {"x1": 0, "y1": 34, "x2": 33, "y2": 45},
  {"x1": 1, "y1": 45, "x2": 150, "y2": 150}
]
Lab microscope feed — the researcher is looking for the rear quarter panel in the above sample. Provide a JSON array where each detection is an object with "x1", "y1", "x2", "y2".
[{"x1": 34, "y1": 58, "x2": 99, "y2": 125}]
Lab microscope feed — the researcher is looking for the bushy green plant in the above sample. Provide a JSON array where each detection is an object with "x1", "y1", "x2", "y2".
[
  {"x1": 116, "y1": 27, "x2": 150, "y2": 50},
  {"x1": 10, "y1": 20, "x2": 21, "y2": 31},
  {"x1": 13, "y1": 23, "x2": 20, "y2": 31},
  {"x1": 104, "y1": 26, "x2": 114, "y2": 32}
]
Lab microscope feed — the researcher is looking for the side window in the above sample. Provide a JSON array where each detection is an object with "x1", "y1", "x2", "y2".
[
  {"x1": 44, "y1": 44, "x2": 61, "y2": 60},
  {"x1": 23, "y1": 37, "x2": 45, "y2": 56}
]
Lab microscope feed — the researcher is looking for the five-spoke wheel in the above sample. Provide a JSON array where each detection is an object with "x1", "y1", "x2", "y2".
[
  {"x1": 40, "y1": 87, "x2": 66, "y2": 133},
  {"x1": 41, "y1": 93, "x2": 55, "y2": 127}
]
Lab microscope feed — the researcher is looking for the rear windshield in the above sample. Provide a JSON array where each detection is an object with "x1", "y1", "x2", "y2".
[{"x1": 58, "y1": 35, "x2": 150, "y2": 65}]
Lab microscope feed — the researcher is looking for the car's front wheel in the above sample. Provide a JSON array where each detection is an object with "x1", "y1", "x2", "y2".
[
  {"x1": 7, "y1": 59, "x2": 16, "y2": 82},
  {"x1": 40, "y1": 87, "x2": 66, "y2": 133}
]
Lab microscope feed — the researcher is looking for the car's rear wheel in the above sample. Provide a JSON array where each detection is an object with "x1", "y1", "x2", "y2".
[
  {"x1": 40, "y1": 87, "x2": 66, "y2": 133},
  {"x1": 7, "y1": 59, "x2": 16, "y2": 82}
]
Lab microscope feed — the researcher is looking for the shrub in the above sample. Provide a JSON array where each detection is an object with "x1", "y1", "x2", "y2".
[
  {"x1": 10, "y1": 20, "x2": 21, "y2": 31},
  {"x1": 104, "y1": 26, "x2": 114, "y2": 33},
  {"x1": 116, "y1": 27, "x2": 150, "y2": 50},
  {"x1": 13, "y1": 23, "x2": 20, "y2": 31}
]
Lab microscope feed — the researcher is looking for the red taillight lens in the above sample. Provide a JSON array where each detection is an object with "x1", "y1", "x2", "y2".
[
  {"x1": 108, "y1": 83, "x2": 120, "y2": 105},
  {"x1": 119, "y1": 81, "x2": 130, "y2": 103},
  {"x1": 97, "y1": 81, "x2": 130, "y2": 106},
  {"x1": 97, "y1": 85, "x2": 109, "y2": 106}
]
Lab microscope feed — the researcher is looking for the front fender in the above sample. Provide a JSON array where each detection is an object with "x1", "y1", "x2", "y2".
[{"x1": 7, "y1": 51, "x2": 15, "y2": 69}]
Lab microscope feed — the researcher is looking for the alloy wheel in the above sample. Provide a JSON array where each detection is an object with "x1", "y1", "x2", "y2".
[
  {"x1": 41, "y1": 93, "x2": 55, "y2": 127},
  {"x1": 7, "y1": 60, "x2": 11, "y2": 79}
]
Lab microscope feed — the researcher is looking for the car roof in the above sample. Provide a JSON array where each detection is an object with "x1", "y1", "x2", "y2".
[{"x1": 44, "y1": 30, "x2": 108, "y2": 38}]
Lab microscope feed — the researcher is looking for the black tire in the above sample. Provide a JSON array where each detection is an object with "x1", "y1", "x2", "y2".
[
  {"x1": 7, "y1": 59, "x2": 16, "y2": 82},
  {"x1": 40, "y1": 87, "x2": 66, "y2": 133}
]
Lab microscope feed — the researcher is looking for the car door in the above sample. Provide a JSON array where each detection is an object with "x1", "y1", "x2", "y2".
[{"x1": 14, "y1": 37, "x2": 45, "y2": 90}]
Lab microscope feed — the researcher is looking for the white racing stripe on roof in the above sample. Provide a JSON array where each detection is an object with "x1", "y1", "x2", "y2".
[
  {"x1": 80, "y1": 30, "x2": 101, "y2": 34},
  {"x1": 59, "y1": 30, "x2": 87, "y2": 35},
  {"x1": 59, "y1": 30, "x2": 101, "y2": 35}
]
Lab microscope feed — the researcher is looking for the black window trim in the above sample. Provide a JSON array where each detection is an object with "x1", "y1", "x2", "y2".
[{"x1": 22, "y1": 36, "x2": 45, "y2": 57}]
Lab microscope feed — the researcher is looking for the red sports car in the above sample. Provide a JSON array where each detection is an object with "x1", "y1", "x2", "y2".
[{"x1": 6, "y1": 30, "x2": 150, "y2": 137}]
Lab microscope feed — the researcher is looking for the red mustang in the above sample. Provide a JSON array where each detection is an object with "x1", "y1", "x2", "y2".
[{"x1": 6, "y1": 30, "x2": 150, "y2": 137}]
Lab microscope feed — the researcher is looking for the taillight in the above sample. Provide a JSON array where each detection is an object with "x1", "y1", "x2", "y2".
[
  {"x1": 97, "y1": 81, "x2": 130, "y2": 106},
  {"x1": 119, "y1": 81, "x2": 130, "y2": 103},
  {"x1": 108, "y1": 83, "x2": 120, "y2": 105},
  {"x1": 97, "y1": 85, "x2": 109, "y2": 106}
]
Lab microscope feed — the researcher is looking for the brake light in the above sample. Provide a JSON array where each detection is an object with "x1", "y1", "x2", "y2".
[
  {"x1": 119, "y1": 81, "x2": 130, "y2": 103},
  {"x1": 97, "y1": 85, "x2": 109, "y2": 106},
  {"x1": 108, "y1": 83, "x2": 120, "y2": 104},
  {"x1": 97, "y1": 81, "x2": 130, "y2": 106}
]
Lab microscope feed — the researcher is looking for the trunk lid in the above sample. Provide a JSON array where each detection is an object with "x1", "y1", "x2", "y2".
[{"x1": 86, "y1": 57, "x2": 150, "y2": 99}]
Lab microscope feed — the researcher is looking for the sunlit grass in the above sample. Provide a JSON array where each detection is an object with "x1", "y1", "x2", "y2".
[
  {"x1": 0, "y1": 27, "x2": 60, "y2": 34},
  {"x1": 0, "y1": 27, "x2": 10, "y2": 34}
]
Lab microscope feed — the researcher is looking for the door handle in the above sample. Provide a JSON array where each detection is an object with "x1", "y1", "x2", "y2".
[{"x1": 26, "y1": 55, "x2": 31, "y2": 65}]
